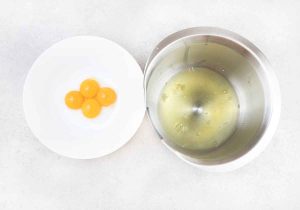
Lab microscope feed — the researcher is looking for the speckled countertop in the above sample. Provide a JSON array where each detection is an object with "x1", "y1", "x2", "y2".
[{"x1": 0, "y1": 0, "x2": 299, "y2": 209}]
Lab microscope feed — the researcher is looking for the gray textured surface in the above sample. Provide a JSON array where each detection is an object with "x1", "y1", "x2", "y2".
[{"x1": 0, "y1": 0, "x2": 300, "y2": 209}]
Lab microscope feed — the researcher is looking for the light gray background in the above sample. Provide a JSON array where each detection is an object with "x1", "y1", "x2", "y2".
[{"x1": 0, "y1": 0, "x2": 299, "y2": 209}]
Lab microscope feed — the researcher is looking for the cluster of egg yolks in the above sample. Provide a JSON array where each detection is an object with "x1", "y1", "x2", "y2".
[{"x1": 65, "y1": 79, "x2": 117, "y2": 118}]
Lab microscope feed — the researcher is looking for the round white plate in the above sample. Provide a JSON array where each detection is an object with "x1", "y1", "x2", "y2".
[{"x1": 23, "y1": 36, "x2": 145, "y2": 159}]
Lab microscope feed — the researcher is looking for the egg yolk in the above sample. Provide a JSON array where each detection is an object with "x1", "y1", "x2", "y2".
[
  {"x1": 96, "y1": 87, "x2": 117, "y2": 106},
  {"x1": 65, "y1": 91, "x2": 84, "y2": 109},
  {"x1": 80, "y1": 79, "x2": 100, "y2": 98},
  {"x1": 81, "y1": 99, "x2": 102, "y2": 118}
]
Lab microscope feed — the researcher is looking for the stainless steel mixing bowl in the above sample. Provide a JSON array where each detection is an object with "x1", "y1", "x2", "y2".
[{"x1": 144, "y1": 27, "x2": 281, "y2": 171}]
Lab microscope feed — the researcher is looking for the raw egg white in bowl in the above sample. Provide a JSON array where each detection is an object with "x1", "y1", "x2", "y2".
[{"x1": 23, "y1": 36, "x2": 145, "y2": 159}]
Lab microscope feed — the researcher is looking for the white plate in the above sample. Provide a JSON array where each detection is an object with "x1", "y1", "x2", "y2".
[{"x1": 23, "y1": 36, "x2": 145, "y2": 159}]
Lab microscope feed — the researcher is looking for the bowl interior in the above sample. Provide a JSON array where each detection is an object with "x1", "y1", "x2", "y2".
[{"x1": 146, "y1": 35, "x2": 270, "y2": 165}]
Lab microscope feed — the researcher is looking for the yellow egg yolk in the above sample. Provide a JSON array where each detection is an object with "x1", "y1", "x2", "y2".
[
  {"x1": 65, "y1": 91, "x2": 84, "y2": 109},
  {"x1": 80, "y1": 79, "x2": 100, "y2": 98},
  {"x1": 96, "y1": 87, "x2": 117, "y2": 106},
  {"x1": 81, "y1": 99, "x2": 102, "y2": 118}
]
